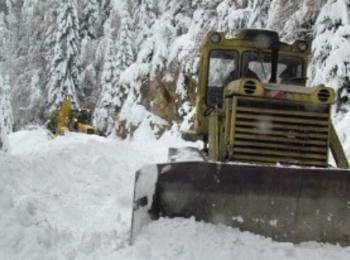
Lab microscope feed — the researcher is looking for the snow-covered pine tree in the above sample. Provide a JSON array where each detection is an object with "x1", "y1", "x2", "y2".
[
  {"x1": 25, "y1": 71, "x2": 44, "y2": 123},
  {"x1": 79, "y1": 0, "x2": 99, "y2": 40},
  {"x1": 177, "y1": 5, "x2": 216, "y2": 75},
  {"x1": 133, "y1": 0, "x2": 158, "y2": 50},
  {"x1": 0, "y1": 9, "x2": 10, "y2": 63},
  {"x1": 281, "y1": 0, "x2": 321, "y2": 43},
  {"x1": 219, "y1": 0, "x2": 270, "y2": 35},
  {"x1": 169, "y1": 1, "x2": 193, "y2": 36},
  {"x1": 0, "y1": 72, "x2": 8, "y2": 152},
  {"x1": 97, "y1": 0, "x2": 113, "y2": 38},
  {"x1": 217, "y1": 0, "x2": 235, "y2": 34},
  {"x1": 267, "y1": 0, "x2": 298, "y2": 33},
  {"x1": 0, "y1": 112, "x2": 9, "y2": 152},
  {"x1": 266, "y1": 0, "x2": 320, "y2": 42},
  {"x1": 4, "y1": 0, "x2": 21, "y2": 53},
  {"x1": 136, "y1": 7, "x2": 176, "y2": 78},
  {"x1": 43, "y1": 1, "x2": 58, "y2": 68},
  {"x1": 96, "y1": 5, "x2": 121, "y2": 65},
  {"x1": 78, "y1": 0, "x2": 100, "y2": 109},
  {"x1": 247, "y1": 0, "x2": 271, "y2": 28},
  {"x1": 0, "y1": 0, "x2": 20, "y2": 79},
  {"x1": 93, "y1": 38, "x2": 119, "y2": 136},
  {"x1": 310, "y1": 0, "x2": 350, "y2": 118},
  {"x1": 46, "y1": 0, "x2": 82, "y2": 114},
  {"x1": 0, "y1": 74, "x2": 14, "y2": 135},
  {"x1": 11, "y1": 0, "x2": 52, "y2": 126},
  {"x1": 0, "y1": 0, "x2": 7, "y2": 14},
  {"x1": 114, "y1": 9, "x2": 135, "y2": 107},
  {"x1": 224, "y1": 1, "x2": 250, "y2": 35}
]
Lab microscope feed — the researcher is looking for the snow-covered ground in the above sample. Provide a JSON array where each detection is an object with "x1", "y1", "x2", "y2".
[{"x1": 1, "y1": 129, "x2": 350, "y2": 259}]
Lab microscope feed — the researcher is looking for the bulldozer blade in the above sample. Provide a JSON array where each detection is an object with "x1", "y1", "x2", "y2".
[{"x1": 130, "y1": 162, "x2": 350, "y2": 245}]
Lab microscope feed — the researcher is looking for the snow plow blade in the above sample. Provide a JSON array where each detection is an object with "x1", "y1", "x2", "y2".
[{"x1": 130, "y1": 162, "x2": 350, "y2": 245}]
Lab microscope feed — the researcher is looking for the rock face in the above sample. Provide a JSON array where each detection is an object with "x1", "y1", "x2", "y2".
[
  {"x1": 143, "y1": 72, "x2": 197, "y2": 124},
  {"x1": 116, "y1": 71, "x2": 197, "y2": 139},
  {"x1": 144, "y1": 73, "x2": 178, "y2": 123}
]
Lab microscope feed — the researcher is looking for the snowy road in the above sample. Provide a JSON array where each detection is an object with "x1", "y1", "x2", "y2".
[{"x1": 1, "y1": 129, "x2": 350, "y2": 259}]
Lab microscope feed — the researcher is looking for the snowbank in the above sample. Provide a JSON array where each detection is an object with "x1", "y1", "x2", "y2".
[
  {"x1": 0, "y1": 129, "x2": 350, "y2": 259},
  {"x1": 114, "y1": 218, "x2": 350, "y2": 260},
  {"x1": 1, "y1": 129, "x2": 154, "y2": 259}
]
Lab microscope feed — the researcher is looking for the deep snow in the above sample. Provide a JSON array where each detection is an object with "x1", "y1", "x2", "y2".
[{"x1": 0, "y1": 129, "x2": 350, "y2": 259}]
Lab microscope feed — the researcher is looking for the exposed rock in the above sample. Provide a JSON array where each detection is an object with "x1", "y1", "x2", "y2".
[
  {"x1": 115, "y1": 71, "x2": 197, "y2": 139},
  {"x1": 143, "y1": 73, "x2": 178, "y2": 122}
]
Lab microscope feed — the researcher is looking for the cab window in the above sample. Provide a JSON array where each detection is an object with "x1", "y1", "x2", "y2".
[
  {"x1": 207, "y1": 50, "x2": 238, "y2": 106},
  {"x1": 242, "y1": 51, "x2": 271, "y2": 82},
  {"x1": 242, "y1": 51, "x2": 304, "y2": 84},
  {"x1": 277, "y1": 55, "x2": 304, "y2": 85}
]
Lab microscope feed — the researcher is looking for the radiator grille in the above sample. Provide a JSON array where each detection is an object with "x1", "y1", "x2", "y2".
[{"x1": 230, "y1": 97, "x2": 330, "y2": 167}]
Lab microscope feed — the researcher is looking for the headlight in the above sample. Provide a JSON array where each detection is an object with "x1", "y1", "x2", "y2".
[
  {"x1": 210, "y1": 32, "x2": 222, "y2": 44},
  {"x1": 255, "y1": 34, "x2": 271, "y2": 49},
  {"x1": 297, "y1": 42, "x2": 308, "y2": 52}
]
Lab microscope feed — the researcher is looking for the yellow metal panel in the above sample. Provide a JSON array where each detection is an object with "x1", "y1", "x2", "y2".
[
  {"x1": 228, "y1": 98, "x2": 238, "y2": 159},
  {"x1": 55, "y1": 98, "x2": 72, "y2": 136},
  {"x1": 208, "y1": 110, "x2": 219, "y2": 161}
]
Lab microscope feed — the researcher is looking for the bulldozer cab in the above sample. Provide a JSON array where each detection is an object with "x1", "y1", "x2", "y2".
[
  {"x1": 76, "y1": 109, "x2": 92, "y2": 124},
  {"x1": 197, "y1": 30, "x2": 309, "y2": 131},
  {"x1": 70, "y1": 108, "x2": 97, "y2": 135},
  {"x1": 208, "y1": 44, "x2": 305, "y2": 83},
  {"x1": 70, "y1": 108, "x2": 93, "y2": 126}
]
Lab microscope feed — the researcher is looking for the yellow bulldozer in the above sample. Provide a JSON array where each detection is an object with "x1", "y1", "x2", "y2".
[
  {"x1": 130, "y1": 30, "x2": 350, "y2": 245},
  {"x1": 51, "y1": 98, "x2": 97, "y2": 135}
]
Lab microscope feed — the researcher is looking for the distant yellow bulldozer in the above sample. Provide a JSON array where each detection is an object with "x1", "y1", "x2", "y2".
[{"x1": 51, "y1": 98, "x2": 97, "y2": 136}]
